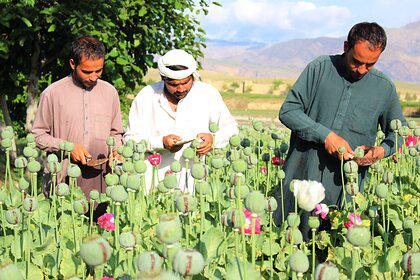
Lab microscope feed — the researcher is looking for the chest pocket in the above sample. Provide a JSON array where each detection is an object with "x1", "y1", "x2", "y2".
[
  {"x1": 94, "y1": 114, "x2": 112, "y2": 141},
  {"x1": 348, "y1": 105, "x2": 377, "y2": 135}
]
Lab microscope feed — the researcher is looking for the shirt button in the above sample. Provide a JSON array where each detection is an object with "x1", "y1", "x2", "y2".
[{"x1": 85, "y1": 117, "x2": 88, "y2": 120}]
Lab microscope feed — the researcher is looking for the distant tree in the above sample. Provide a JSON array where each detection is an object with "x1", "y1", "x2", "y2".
[{"x1": 229, "y1": 82, "x2": 240, "y2": 93}]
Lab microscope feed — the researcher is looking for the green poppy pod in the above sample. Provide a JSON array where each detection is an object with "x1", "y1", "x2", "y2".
[
  {"x1": 409, "y1": 197, "x2": 417, "y2": 207},
  {"x1": 280, "y1": 142, "x2": 289, "y2": 153},
  {"x1": 230, "y1": 173, "x2": 246, "y2": 186},
  {"x1": 105, "y1": 173, "x2": 119, "y2": 186},
  {"x1": 211, "y1": 157, "x2": 224, "y2": 169},
  {"x1": 345, "y1": 182, "x2": 359, "y2": 196},
  {"x1": 390, "y1": 119, "x2": 402, "y2": 131},
  {"x1": 126, "y1": 174, "x2": 141, "y2": 191},
  {"x1": 57, "y1": 183, "x2": 70, "y2": 197},
  {"x1": 23, "y1": 197, "x2": 38, "y2": 213},
  {"x1": 90, "y1": 190, "x2": 100, "y2": 201},
  {"x1": 163, "y1": 173, "x2": 178, "y2": 189},
  {"x1": 241, "y1": 138, "x2": 251, "y2": 148},
  {"x1": 271, "y1": 133, "x2": 279, "y2": 140},
  {"x1": 0, "y1": 263, "x2": 24, "y2": 280},
  {"x1": 48, "y1": 161, "x2": 62, "y2": 174},
  {"x1": 105, "y1": 186, "x2": 114, "y2": 198},
  {"x1": 408, "y1": 120, "x2": 417, "y2": 129},
  {"x1": 47, "y1": 153, "x2": 58, "y2": 163},
  {"x1": 117, "y1": 145, "x2": 124, "y2": 155},
  {"x1": 414, "y1": 128, "x2": 420, "y2": 137},
  {"x1": 247, "y1": 154, "x2": 258, "y2": 166},
  {"x1": 172, "y1": 249, "x2": 205, "y2": 276},
  {"x1": 227, "y1": 210, "x2": 245, "y2": 229},
  {"x1": 308, "y1": 216, "x2": 320, "y2": 229},
  {"x1": 27, "y1": 160, "x2": 41, "y2": 173},
  {"x1": 277, "y1": 170, "x2": 285, "y2": 180},
  {"x1": 408, "y1": 147, "x2": 417, "y2": 157},
  {"x1": 261, "y1": 153, "x2": 270, "y2": 162},
  {"x1": 122, "y1": 161, "x2": 135, "y2": 173},
  {"x1": 134, "y1": 160, "x2": 147, "y2": 174},
  {"x1": 368, "y1": 206, "x2": 379, "y2": 218},
  {"x1": 73, "y1": 199, "x2": 88, "y2": 215},
  {"x1": 382, "y1": 171, "x2": 394, "y2": 184},
  {"x1": 122, "y1": 146, "x2": 133, "y2": 158},
  {"x1": 234, "y1": 184, "x2": 249, "y2": 199},
  {"x1": 375, "y1": 183, "x2": 388, "y2": 199},
  {"x1": 371, "y1": 162, "x2": 384, "y2": 173},
  {"x1": 106, "y1": 136, "x2": 116, "y2": 146},
  {"x1": 399, "y1": 126, "x2": 411, "y2": 137},
  {"x1": 18, "y1": 177, "x2": 29, "y2": 192},
  {"x1": 232, "y1": 160, "x2": 247, "y2": 173},
  {"x1": 170, "y1": 161, "x2": 182, "y2": 173},
  {"x1": 252, "y1": 121, "x2": 263, "y2": 132},
  {"x1": 209, "y1": 122, "x2": 219, "y2": 133},
  {"x1": 132, "y1": 152, "x2": 141, "y2": 161},
  {"x1": 110, "y1": 185, "x2": 128, "y2": 203},
  {"x1": 195, "y1": 181, "x2": 210, "y2": 195},
  {"x1": 377, "y1": 131, "x2": 385, "y2": 139},
  {"x1": 156, "y1": 213, "x2": 183, "y2": 244},
  {"x1": 286, "y1": 228, "x2": 303, "y2": 245},
  {"x1": 5, "y1": 208, "x2": 21, "y2": 225},
  {"x1": 243, "y1": 146, "x2": 253, "y2": 156},
  {"x1": 190, "y1": 139, "x2": 201, "y2": 149},
  {"x1": 314, "y1": 262, "x2": 339, "y2": 280},
  {"x1": 343, "y1": 161, "x2": 358, "y2": 174},
  {"x1": 287, "y1": 213, "x2": 300, "y2": 228},
  {"x1": 402, "y1": 252, "x2": 420, "y2": 276},
  {"x1": 346, "y1": 225, "x2": 370, "y2": 247},
  {"x1": 226, "y1": 187, "x2": 236, "y2": 199},
  {"x1": 67, "y1": 165, "x2": 81, "y2": 178},
  {"x1": 119, "y1": 173, "x2": 128, "y2": 186},
  {"x1": 23, "y1": 147, "x2": 35, "y2": 158},
  {"x1": 157, "y1": 182, "x2": 169, "y2": 194},
  {"x1": 119, "y1": 231, "x2": 137, "y2": 250},
  {"x1": 137, "y1": 251, "x2": 163, "y2": 276},
  {"x1": 403, "y1": 219, "x2": 415, "y2": 231},
  {"x1": 229, "y1": 135, "x2": 241, "y2": 147},
  {"x1": 1, "y1": 139, "x2": 12, "y2": 149},
  {"x1": 80, "y1": 235, "x2": 112, "y2": 266},
  {"x1": 135, "y1": 143, "x2": 147, "y2": 153},
  {"x1": 191, "y1": 163, "x2": 206, "y2": 180},
  {"x1": 338, "y1": 146, "x2": 346, "y2": 154},
  {"x1": 354, "y1": 147, "x2": 365, "y2": 158},
  {"x1": 266, "y1": 197, "x2": 278, "y2": 212},
  {"x1": 268, "y1": 140, "x2": 276, "y2": 150},
  {"x1": 175, "y1": 195, "x2": 197, "y2": 213},
  {"x1": 64, "y1": 141, "x2": 75, "y2": 152},
  {"x1": 1, "y1": 129, "x2": 14, "y2": 139},
  {"x1": 14, "y1": 157, "x2": 28, "y2": 169},
  {"x1": 59, "y1": 141, "x2": 66, "y2": 151},
  {"x1": 182, "y1": 147, "x2": 195, "y2": 160},
  {"x1": 289, "y1": 251, "x2": 309, "y2": 273},
  {"x1": 245, "y1": 191, "x2": 266, "y2": 215}
]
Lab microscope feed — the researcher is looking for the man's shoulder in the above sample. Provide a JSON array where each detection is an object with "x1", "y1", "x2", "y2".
[
  {"x1": 43, "y1": 76, "x2": 72, "y2": 95},
  {"x1": 307, "y1": 55, "x2": 335, "y2": 69},
  {"x1": 134, "y1": 81, "x2": 164, "y2": 100},
  {"x1": 96, "y1": 79, "x2": 118, "y2": 96},
  {"x1": 367, "y1": 68, "x2": 395, "y2": 89},
  {"x1": 192, "y1": 81, "x2": 219, "y2": 95}
]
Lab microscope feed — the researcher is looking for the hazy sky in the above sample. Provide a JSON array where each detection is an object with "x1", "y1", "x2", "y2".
[{"x1": 199, "y1": 0, "x2": 420, "y2": 43}]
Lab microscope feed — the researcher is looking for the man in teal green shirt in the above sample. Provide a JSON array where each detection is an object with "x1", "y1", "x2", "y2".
[{"x1": 275, "y1": 22, "x2": 406, "y2": 236}]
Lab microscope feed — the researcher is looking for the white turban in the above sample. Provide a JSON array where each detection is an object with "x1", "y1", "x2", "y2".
[{"x1": 158, "y1": 49, "x2": 199, "y2": 80}]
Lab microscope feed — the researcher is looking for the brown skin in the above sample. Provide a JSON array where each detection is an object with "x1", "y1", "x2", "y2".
[
  {"x1": 69, "y1": 56, "x2": 104, "y2": 164},
  {"x1": 161, "y1": 75, "x2": 213, "y2": 155},
  {"x1": 325, "y1": 40, "x2": 384, "y2": 164}
]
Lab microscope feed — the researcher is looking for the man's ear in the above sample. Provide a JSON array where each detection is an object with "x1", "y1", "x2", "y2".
[
  {"x1": 343, "y1": 41, "x2": 349, "y2": 53},
  {"x1": 69, "y1": 59, "x2": 76, "y2": 70}
]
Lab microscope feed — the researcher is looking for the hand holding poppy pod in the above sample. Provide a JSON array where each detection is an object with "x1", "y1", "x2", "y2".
[
  {"x1": 353, "y1": 145, "x2": 385, "y2": 166},
  {"x1": 324, "y1": 131, "x2": 354, "y2": 160},
  {"x1": 163, "y1": 134, "x2": 183, "y2": 153},
  {"x1": 196, "y1": 133, "x2": 213, "y2": 156}
]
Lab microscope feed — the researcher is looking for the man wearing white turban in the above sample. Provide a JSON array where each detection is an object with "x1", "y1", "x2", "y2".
[{"x1": 124, "y1": 49, "x2": 238, "y2": 193}]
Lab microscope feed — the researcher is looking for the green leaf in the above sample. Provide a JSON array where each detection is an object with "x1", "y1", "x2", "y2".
[
  {"x1": 261, "y1": 240, "x2": 280, "y2": 256},
  {"x1": 212, "y1": 2, "x2": 222, "y2": 7},
  {"x1": 116, "y1": 57, "x2": 129, "y2": 65},
  {"x1": 387, "y1": 208, "x2": 402, "y2": 230},
  {"x1": 21, "y1": 17, "x2": 32, "y2": 27},
  {"x1": 108, "y1": 48, "x2": 119, "y2": 58},
  {"x1": 138, "y1": 6, "x2": 147, "y2": 17},
  {"x1": 200, "y1": 227, "x2": 224, "y2": 261},
  {"x1": 47, "y1": 24, "x2": 56, "y2": 32}
]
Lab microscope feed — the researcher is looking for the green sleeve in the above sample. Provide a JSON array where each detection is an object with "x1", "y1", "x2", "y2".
[{"x1": 279, "y1": 63, "x2": 331, "y2": 143}]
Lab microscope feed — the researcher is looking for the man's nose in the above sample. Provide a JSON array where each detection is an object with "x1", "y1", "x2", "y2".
[{"x1": 358, "y1": 64, "x2": 368, "y2": 75}]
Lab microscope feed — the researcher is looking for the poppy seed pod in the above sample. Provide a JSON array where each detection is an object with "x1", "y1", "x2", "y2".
[
  {"x1": 156, "y1": 213, "x2": 183, "y2": 244},
  {"x1": 175, "y1": 195, "x2": 197, "y2": 213},
  {"x1": 241, "y1": 138, "x2": 251, "y2": 148},
  {"x1": 67, "y1": 165, "x2": 81, "y2": 178},
  {"x1": 346, "y1": 225, "x2": 370, "y2": 247},
  {"x1": 232, "y1": 160, "x2": 247, "y2": 173},
  {"x1": 277, "y1": 170, "x2": 285, "y2": 180},
  {"x1": 354, "y1": 147, "x2": 365, "y2": 158},
  {"x1": 247, "y1": 154, "x2": 258, "y2": 166},
  {"x1": 157, "y1": 182, "x2": 169, "y2": 194},
  {"x1": 105, "y1": 173, "x2": 119, "y2": 186},
  {"x1": 23, "y1": 147, "x2": 36, "y2": 158},
  {"x1": 402, "y1": 252, "x2": 420, "y2": 276},
  {"x1": 314, "y1": 262, "x2": 339, "y2": 280},
  {"x1": 57, "y1": 183, "x2": 70, "y2": 197},
  {"x1": 266, "y1": 197, "x2": 278, "y2": 212},
  {"x1": 343, "y1": 161, "x2": 358, "y2": 174},
  {"x1": 1, "y1": 129, "x2": 14, "y2": 139},
  {"x1": 308, "y1": 216, "x2": 320, "y2": 229},
  {"x1": 122, "y1": 161, "x2": 135, "y2": 173},
  {"x1": 119, "y1": 231, "x2": 137, "y2": 250},
  {"x1": 190, "y1": 139, "x2": 202, "y2": 149},
  {"x1": 134, "y1": 160, "x2": 147, "y2": 174},
  {"x1": 173, "y1": 249, "x2": 205, "y2": 276},
  {"x1": 119, "y1": 173, "x2": 128, "y2": 186},
  {"x1": 191, "y1": 163, "x2": 206, "y2": 180},
  {"x1": 64, "y1": 141, "x2": 75, "y2": 152},
  {"x1": 110, "y1": 185, "x2": 128, "y2": 203},
  {"x1": 345, "y1": 182, "x2": 359, "y2": 196},
  {"x1": 117, "y1": 146, "x2": 124, "y2": 155},
  {"x1": 133, "y1": 151, "x2": 142, "y2": 162},
  {"x1": 73, "y1": 199, "x2": 88, "y2": 215},
  {"x1": 195, "y1": 181, "x2": 210, "y2": 195},
  {"x1": 338, "y1": 146, "x2": 346, "y2": 154},
  {"x1": 280, "y1": 142, "x2": 289, "y2": 153},
  {"x1": 414, "y1": 128, "x2": 420, "y2": 137},
  {"x1": 408, "y1": 147, "x2": 417, "y2": 157},
  {"x1": 5, "y1": 208, "x2": 21, "y2": 225},
  {"x1": 245, "y1": 191, "x2": 266, "y2": 215},
  {"x1": 105, "y1": 186, "x2": 114, "y2": 197},
  {"x1": 252, "y1": 121, "x2": 263, "y2": 132},
  {"x1": 182, "y1": 147, "x2": 195, "y2": 160},
  {"x1": 209, "y1": 122, "x2": 219, "y2": 133},
  {"x1": 126, "y1": 174, "x2": 141, "y2": 191},
  {"x1": 47, "y1": 153, "x2": 58, "y2": 163},
  {"x1": 48, "y1": 161, "x2": 62, "y2": 174},
  {"x1": 408, "y1": 120, "x2": 416, "y2": 129},
  {"x1": 234, "y1": 184, "x2": 250, "y2": 199},
  {"x1": 377, "y1": 131, "x2": 385, "y2": 139},
  {"x1": 122, "y1": 146, "x2": 134, "y2": 159},
  {"x1": 289, "y1": 251, "x2": 309, "y2": 273},
  {"x1": 399, "y1": 126, "x2": 411, "y2": 137},
  {"x1": 137, "y1": 251, "x2": 163, "y2": 276},
  {"x1": 14, "y1": 157, "x2": 28, "y2": 169},
  {"x1": 243, "y1": 146, "x2": 253, "y2": 156},
  {"x1": 375, "y1": 183, "x2": 388, "y2": 199},
  {"x1": 27, "y1": 160, "x2": 41, "y2": 173},
  {"x1": 390, "y1": 119, "x2": 402, "y2": 131},
  {"x1": 18, "y1": 177, "x2": 29, "y2": 192},
  {"x1": 262, "y1": 153, "x2": 270, "y2": 162},
  {"x1": 271, "y1": 132, "x2": 279, "y2": 140},
  {"x1": 229, "y1": 135, "x2": 241, "y2": 147},
  {"x1": 106, "y1": 136, "x2": 116, "y2": 147},
  {"x1": 227, "y1": 187, "x2": 236, "y2": 199},
  {"x1": 403, "y1": 219, "x2": 415, "y2": 231},
  {"x1": 286, "y1": 228, "x2": 303, "y2": 245},
  {"x1": 163, "y1": 173, "x2": 178, "y2": 189},
  {"x1": 80, "y1": 235, "x2": 112, "y2": 266},
  {"x1": 287, "y1": 213, "x2": 301, "y2": 228},
  {"x1": 368, "y1": 206, "x2": 379, "y2": 218},
  {"x1": 23, "y1": 197, "x2": 38, "y2": 213},
  {"x1": 409, "y1": 197, "x2": 417, "y2": 207},
  {"x1": 1, "y1": 138, "x2": 12, "y2": 149},
  {"x1": 135, "y1": 143, "x2": 147, "y2": 153},
  {"x1": 382, "y1": 171, "x2": 394, "y2": 184},
  {"x1": 371, "y1": 162, "x2": 384, "y2": 173},
  {"x1": 211, "y1": 157, "x2": 224, "y2": 169},
  {"x1": 268, "y1": 140, "x2": 276, "y2": 150},
  {"x1": 59, "y1": 141, "x2": 66, "y2": 151},
  {"x1": 89, "y1": 190, "x2": 100, "y2": 201},
  {"x1": 226, "y1": 210, "x2": 245, "y2": 229},
  {"x1": 0, "y1": 263, "x2": 24, "y2": 280},
  {"x1": 170, "y1": 161, "x2": 182, "y2": 173}
]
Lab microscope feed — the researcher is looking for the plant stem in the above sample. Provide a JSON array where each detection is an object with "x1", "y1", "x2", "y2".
[
  {"x1": 115, "y1": 203, "x2": 120, "y2": 251},
  {"x1": 340, "y1": 155, "x2": 347, "y2": 210},
  {"x1": 312, "y1": 229, "x2": 316, "y2": 280},
  {"x1": 251, "y1": 214, "x2": 256, "y2": 267},
  {"x1": 269, "y1": 211, "x2": 273, "y2": 278},
  {"x1": 280, "y1": 179, "x2": 284, "y2": 224}
]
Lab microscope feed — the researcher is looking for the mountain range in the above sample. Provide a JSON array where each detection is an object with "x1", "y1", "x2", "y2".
[{"x1": 201, "y1": 21, "x2": 420, "y2": 83}]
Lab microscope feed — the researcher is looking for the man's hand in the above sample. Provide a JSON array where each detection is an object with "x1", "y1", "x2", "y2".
[
  {"x1": 324, "y1": 131, "x2": 354, "y2": 160},
  {"x1": 163, "y1": 134, "x2": 183, "y2": 153},
  {"x1": 70, "y1": 143, "x2": 92, "y2": 165},
  {"x1": 109, "y1": 149, "x2": 123, "y2": 168},
  {"x1": 353, "y1": 145, "x2": 385, "y2": 166},
  {"x1": 196, "y1": 133, "x2": 213, "y2": 156}
]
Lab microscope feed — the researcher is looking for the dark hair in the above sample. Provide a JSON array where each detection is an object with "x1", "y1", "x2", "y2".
[
  {"x1": 70, "y1": 36, "x2": 105, "y2": 65},
  {"x1": 347, "y1": 22, "x2": 387, "y2": 51},
  {"x1": 167, "y1": 65, "x2": 188, "y2": 71}
]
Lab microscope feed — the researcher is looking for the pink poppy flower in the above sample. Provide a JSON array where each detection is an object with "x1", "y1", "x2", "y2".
[
  {"x1": 101, "y1": 277, "x2": 114, "y2": 280},
  {"x1": 344, "y1": 213, "x2": 362, "y2": 229},
  {"x1": 241, "y1": 208, "x2": 261, "y2": 235},
  {"x1": 315, "y1": 203, "x2": 329, "y2": 219},
  {"x1": 260, "y1": 167, "x2": 267, "y2": 174},
  {"x1": 165, "y1": 170, "x2": 174, "y2": 175},
  {"x1": 271, "y1": 156, "x2": 284, "y2": 166},
  {"x1": 98, "y1": 213, "x2": 115, "y2": 231},
  {"x1": 148, "y1": 153, "x2": 162, "y2": 166},
  {"x1": 406, "y1": 135, "x2": 417, "y2": 147}
]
